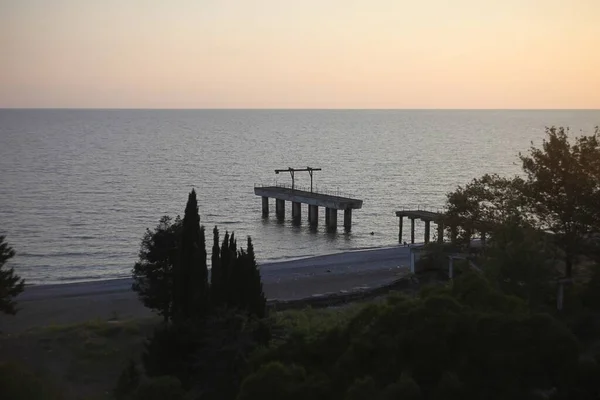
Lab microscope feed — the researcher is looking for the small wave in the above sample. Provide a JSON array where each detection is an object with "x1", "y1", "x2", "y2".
[
  {"x1": 19, "y1": 250, "x2": 118, "y2": 258},
  {"x1": 28, "y1": 272, "x2": 131, "y2": 286}
]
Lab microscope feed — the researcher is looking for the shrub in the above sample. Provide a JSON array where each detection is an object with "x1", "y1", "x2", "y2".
[{"x1": 132, "y1": 376, "x2": 185, "y2": 400}]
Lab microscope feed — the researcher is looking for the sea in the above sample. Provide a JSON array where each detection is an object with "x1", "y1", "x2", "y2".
[{"x1": 1, "y1": 109, "x2": 598, "y2": 284}]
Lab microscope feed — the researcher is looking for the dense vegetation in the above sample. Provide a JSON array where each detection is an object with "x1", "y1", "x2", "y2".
[
  {"x1": 240, "y1": 272, "x2": 596, "y2": 400},
  {"x1": 0, "y1": 235, "x2": 24, "y2": 315},
  {"x1": 444, "y1": 126, "x2": 600, "y2": 277},
  {"x1": 123, "y1": 189, "x2": 268, "y2": 400}
]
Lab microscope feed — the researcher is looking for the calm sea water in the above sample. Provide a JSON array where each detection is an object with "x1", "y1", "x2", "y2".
[{"x1": 1, "y1": 109, "x2": 598, "y2": 284}]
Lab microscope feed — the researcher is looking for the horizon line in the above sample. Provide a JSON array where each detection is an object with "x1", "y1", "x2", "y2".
[{"x1": 1, "y1": 107, "x2": 599, "y2": 111}]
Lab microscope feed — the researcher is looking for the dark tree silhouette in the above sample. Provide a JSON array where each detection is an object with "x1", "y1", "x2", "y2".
[
  {"x1": 210, "y1": 226, "x2": 222, "y2": 306},
  {"x1": 132, "y1": 216, "x2": 181, "y2": 322},
  {"x1": 174, "y1": 189, "x2": 209, "y2": 320},
  {"x1": 0, "y1": 235, "x2": 25, "y2": 315},
  {"x1": 519, "y1": 126, "x2": 600, "y2": 277}
]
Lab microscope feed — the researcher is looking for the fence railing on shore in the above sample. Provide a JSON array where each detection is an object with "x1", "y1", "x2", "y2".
[{"x1": 254, "y1": 182, "x2": 358, "y2": 200}]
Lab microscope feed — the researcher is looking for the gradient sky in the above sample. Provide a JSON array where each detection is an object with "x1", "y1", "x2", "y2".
[{"x1": 1, "y1": 0, "x2": 599, "y2": 108}]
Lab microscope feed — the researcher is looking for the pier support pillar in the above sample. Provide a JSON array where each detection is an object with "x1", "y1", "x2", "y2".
[
  {"x1": 292, "y1": 202, "x2": 301, "y2": 222},
  {"x1": 398, "y1": 216, "x2": 403, "y2": 243},
  {"x1": 344, "y1": 209, "x2": 352, "y2": 231},
  {"x1": 424, "y1": 220, "x2": 431, "y2": 244},
  {"x1": 308, "y1": 205, "x2": 318, "y2": 225},
  {"x1": 326, "y1": 208, "x2": 338, "y2": 230},
  {"x1": 410, "y1": 218, "x2": 415, "y2": 244},
  {"x1": 275, "y1": 199, "x2": 285, "y2": 220},
  {"x1": 261, "y1": 196, "x2": 269, "y2": 216},
  {"x1": 450, "y1": 225, "x2": 458, "y2": 243},
  {"x1": 437, "y1": 223, "x2": 444, "y2": 243}
]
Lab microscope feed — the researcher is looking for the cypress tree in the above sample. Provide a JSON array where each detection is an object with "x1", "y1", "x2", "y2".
[
  {"x1": 221, "y1": 231, "x2": 230, "y2": 295},
  {"x1": 225, "y1": 237, "x2": 266, "y2": 318},
  {"x1": 245, "y1": 237, "x2": 267, "y2": 318},
  {"x1": 174, "y1": 189, "x2": 208, "y2": 320},
  {"x1": 211, "y1": 226, "x2": 222, "y2": 306}
]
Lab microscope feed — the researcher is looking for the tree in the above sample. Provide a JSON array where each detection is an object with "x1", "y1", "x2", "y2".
[
  {"x1": 211, "y1": 226, "x2": 223, "y2": 306},
  {"x1": 0, "y1": 235, "x2": 25, "y2": 315},
  {"x1": 445, "y1": 126, "x2": 600, "y2": 278},
  {"x1": 444, "y1": 173, "x2": 529, "y2": 246},
  {"x1": 225, "y1": 237, "x2": 266, "y2": 318},
  {"x1": 244, "y1": 237, "x2": 267, "y2": 318},
  {"x1": 174, "y1": 189, "x2": 209, "y2": 320},
  {"x1": 132, "y1": 216, "x2": 181, "y2": 322},
  {"x1": 519, "y1": 126, "x2": 600, "y2": 277},
  {"x1": 483, "y1": 222, "x2": 558, "y2": 309}
]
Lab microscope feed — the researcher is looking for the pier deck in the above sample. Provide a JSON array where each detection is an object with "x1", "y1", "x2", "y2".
[{"x1": 255, "y1": 185, "x2": 363, "y2": 230}]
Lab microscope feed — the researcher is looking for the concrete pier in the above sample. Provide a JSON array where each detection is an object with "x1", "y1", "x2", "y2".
[
  {"x1": 255, "y1": 185, "x2": 362, "y2": 231},
  {"x1": 437, "y1": 223, "x2": 444, "y2": 243},
  {"x1": 398, "y1": 217, "x2": 403, "y2": 243},
  {"x1": 344, "y1": 209, "x2": 352, "y2": 230},
  {"x1": 326, "y1": 208, "x2": 338, "y2": 229},
  {"x1": 308, "y1": 205, "x2": 318, "y2": 225},
  {"x1": 397, "y1": 209, "x2": 491, "y2": 246},
  {"x1": 397, "y1": 210, "x2": 446, "y2": 245},
  {"x1": 292, "y1": 202, "x2": 301, "y2": 222},
  {"x1": 262, "y1": 196, "x2": 269, "y2": 216},
  {"x1": 276, "y1": 199, "x2": 285, "y2": 220}
]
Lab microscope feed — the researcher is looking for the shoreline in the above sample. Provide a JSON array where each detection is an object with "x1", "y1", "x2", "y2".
[
  {"x1": 20, "y1": 243, "x2": 414, "y2": 287},
  {"x1": 1, "y1": 246, "x2": 412, "y2": 333}
]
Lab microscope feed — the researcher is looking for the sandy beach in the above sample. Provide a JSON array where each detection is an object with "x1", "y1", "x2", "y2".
[{"x1": 0, "y1": 246, "x2": 412, "y2": 333}]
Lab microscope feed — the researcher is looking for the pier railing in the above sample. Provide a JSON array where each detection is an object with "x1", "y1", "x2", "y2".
[
  {"x1": 397, "y1": 205, "x2": 448, "y2": 215},
  {"x1": 254, "y1": 182, "x2": 358, "y2": 200}
]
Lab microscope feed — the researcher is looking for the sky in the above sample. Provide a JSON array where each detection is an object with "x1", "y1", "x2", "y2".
[{"x1": 1, "y1": 0, "x2": 599, "y2": 109}]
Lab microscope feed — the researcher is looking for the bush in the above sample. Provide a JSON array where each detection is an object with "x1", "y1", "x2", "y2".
[
  {"x1": 237, "y1": 362, "x2": 308, "y2": 400},
  {"x1": 0, "y1": 362, "x2": 66, "y2": 400},
  {"x1": 132, "y1": 376, "x2": 185, "y2": 400},
  {"x1": 240, "y1": 272, "x2": 581, "y2": 399},
  {"x1": 142, "y1": 311, "x2": 268, "y2": 398},
  {"x1": 380, "y1": 372, "x2": 422, "y2": 400},
  {"x1": 114, "y1": 359, "x2": 141, "y2": 400}
]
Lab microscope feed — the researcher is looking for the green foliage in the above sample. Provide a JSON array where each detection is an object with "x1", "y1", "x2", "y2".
[
  {"x1": 142, "y1": 310, "x2": 269, "y2": 398},
  {"x1": 431, "y1": 372, "x2": 463, "y2": 400},
  {"x1": 114, "y1": 359, "x2": 141, "y2": 400},
  {"x1": 345, "y1": 376, "x2": 378, "y2": 400},
  {"x1": 519, "y1": 126, "x2": 600, "y2": 277},
  {"x1": 444, "y1": 173, "x2": 530, "y2": 245},
  {"x1": 0, "y1": 235, "x2": 25, "y2": 315},
  {"x1": 132, "y1": 376, "x2": 186, "y2": 400},
  {"x1": 174, "y1": 189, "x2": 209, "y2": 320},
  {"x1": 0, "y1": 362, "x2": 66, "y2": 400},
  {"x1": 132, "y1": 216, "x2": 181, "y2": 322},
  {"x1": 227, "y1": 238, "x2": 267, "y2": 318},
  {"x1": 380, "y1": 373, "x2": 422, "y2": 400},
  {"x1": 445, "y1": 126, "x2": 600, "y2": 278},
  {"x1": 142, "y1": 320, "x2": 201, "y2": 388},
  {"x1": 244, "y1": 272, "x2": 582, "y2": 399},
  {"x1": 237, "y1": 361, "x2": 330, "y2": 400},
  {"x1": 483, "y1": 222, "x2": 558, "y2": 309}
]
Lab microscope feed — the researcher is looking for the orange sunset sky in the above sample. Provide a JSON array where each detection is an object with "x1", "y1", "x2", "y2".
[{"x1": 1, "y1": 0, "x2": 599, "y2": 109}]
